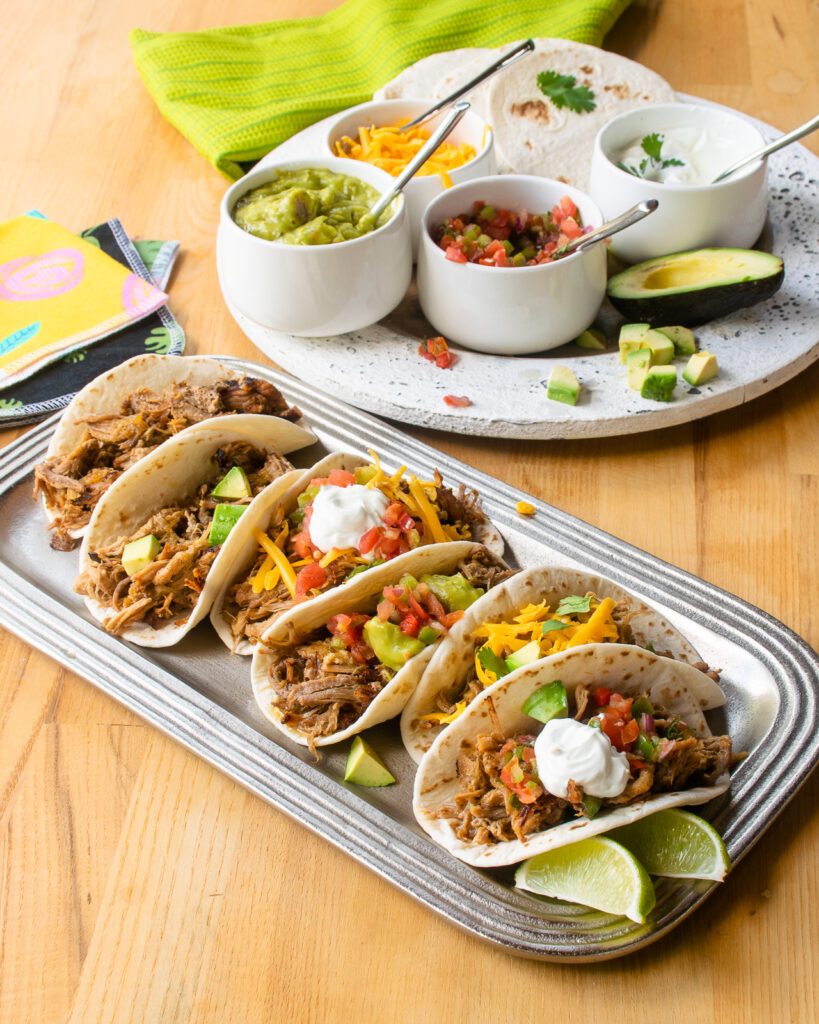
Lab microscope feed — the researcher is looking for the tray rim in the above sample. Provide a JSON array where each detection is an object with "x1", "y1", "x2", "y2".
[{"x1": 0, "y1": 356, "x2": 816, "y2": 962}]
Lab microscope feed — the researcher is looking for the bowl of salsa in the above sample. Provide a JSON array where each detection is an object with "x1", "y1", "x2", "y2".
[{"x1": 417, "y1": 175, "x2": 606, "y2": 354}]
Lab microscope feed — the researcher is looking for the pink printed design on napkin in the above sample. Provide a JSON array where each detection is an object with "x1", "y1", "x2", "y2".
[
  {"x1": 121, "y1": 272, "x2": 166, "y2": 315},
  {"x1": 0, "y1": 248, "x2": 85, "y2": 301}
]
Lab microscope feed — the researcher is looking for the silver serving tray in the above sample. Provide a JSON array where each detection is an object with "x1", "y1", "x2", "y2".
[{"x1": 0, "y1": 357, "x2": 816, "y2": 962}]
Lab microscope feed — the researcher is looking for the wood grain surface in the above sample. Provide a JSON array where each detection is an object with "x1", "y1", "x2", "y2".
[{"x1": 1, "y1": 1, "x2": 817, "y2": 1021}]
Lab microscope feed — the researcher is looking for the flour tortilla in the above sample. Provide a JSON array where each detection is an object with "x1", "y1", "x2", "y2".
[
  {"x1": 401, "y1": 566, "x2": 704, "y2": 764},
  {"x1": 373, "y1": 47, "x2": 497, "y2": 111},
  {"x1": 78, "y1": 415, "x2": 307, "y2": 648},
  {"x1": 210, "y1": 450, "x2": 506, "y2": 655},
  {"x1": 251, "y1": 541, "x2": 483, "y2": 748},
  {"x1": 413, "y1": 643, "x2": 729, "y2": 868},
  {"x1": 41, "y1": 353, "x2": 313, "y2": 539},
  {"x1": 487, "y1": 39, "x2": 676, "y2": 186}
]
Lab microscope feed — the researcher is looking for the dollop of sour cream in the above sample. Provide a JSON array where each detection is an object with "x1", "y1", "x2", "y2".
[
  {"x1": 534, "y1": 718, "x2": 630, "y2": 800},
  {"x1": 307, "y1": 484, "x2": 389, "y2": 557},
  {"x1": 615, "y1": 124, "x2": 751, "y2": 185}
]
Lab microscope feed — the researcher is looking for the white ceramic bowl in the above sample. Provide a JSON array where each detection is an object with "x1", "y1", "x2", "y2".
[
  {"x1": 589, "y1": 102, "x2": 767, "y2": 264},
  {"x1": 217, "y1": 156, "x2": 412, "y2": 337},
  {"x1": 326, "y1": 99, "x2": 495, "y2": 258},
  {"x1": 416, "y1": 176, "x2": 606, "y2": 355}
]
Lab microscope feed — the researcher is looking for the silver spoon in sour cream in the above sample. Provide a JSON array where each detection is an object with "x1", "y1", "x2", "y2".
[{"x1": 712, "y1": 112, "x2": 819, "y2": 183}]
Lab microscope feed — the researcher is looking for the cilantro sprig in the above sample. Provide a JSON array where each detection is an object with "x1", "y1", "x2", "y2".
[
  {"x1": 536, "y1": 70, "x2": 596, "y2": 115},
  {"x1": 617, "y1": 132, "x2": 685, "y2": 178}
]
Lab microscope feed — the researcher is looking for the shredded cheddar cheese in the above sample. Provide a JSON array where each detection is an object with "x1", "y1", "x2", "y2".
[
  {"x1": 407, "y1": 476, "x2": 448, "y2": 543},
  {"x1": 419, "y1": 700, "x2": 467, "y2": 724},
  {"x1": 516, "y1": 501, "x2": 536, "y2": 517},
  {"x1": 255, "y1": 529, "x2": 297, "y2": 598},
  {"x1": 319, "y1": 547, "x2": 358, "y2": 568},
  {"x1": 251, "y1": 555, "x2": 275, "y2": 595},
  {"x1": 334, "y1": 120, "x2": 476, "y2": 187}
]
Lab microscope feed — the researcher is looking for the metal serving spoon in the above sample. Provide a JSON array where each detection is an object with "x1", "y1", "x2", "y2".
[
  {"x1": 368, "y1": 101, "x2": 471, "y2": 222},
  {"x1": 712, "y1": 112, "x2": 819, "y2": 183},
  {"x1": 558, "y1": 199, "x2": 659, "y2": 256},
  {"x1": 399, "y1": 39, "x2": 535, "y2": 132}
]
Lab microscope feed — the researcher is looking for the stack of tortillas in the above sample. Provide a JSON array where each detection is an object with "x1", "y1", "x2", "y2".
[{"x1": 375, "y1": 39, "x2": 675, "y2": 189}]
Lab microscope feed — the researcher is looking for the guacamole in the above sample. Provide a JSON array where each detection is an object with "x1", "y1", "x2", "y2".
[{"x1": 233, "y1": 168, "x2": 392, "y2": 245}]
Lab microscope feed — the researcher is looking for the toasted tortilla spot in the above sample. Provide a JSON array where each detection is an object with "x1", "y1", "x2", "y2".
[
  {"x1": 604, "y1": 83, "x2": 632, "y2": 99},
  {"x1": 510, "y1": 99, "x2": 551, "y2": 123},
  {"x1": 580, "y1": 65, "x2": 593, "y2": 74}
]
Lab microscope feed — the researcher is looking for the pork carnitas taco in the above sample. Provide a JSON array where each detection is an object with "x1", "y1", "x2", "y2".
[
  {"x1": 34, "y1": 354, "x2": 312, "y2": 550},
  {"x1": 211, "y1": 451, "x2": 505, "y2": 654},
  {"x1": 413, "y1": 643, "x2": 739, "y2": 868},
  {"x1": 74, "y1": 415, "x2": 308, "y2": 647},
  {"x1": 401, "y1": 567, "x2": 705, "y2": 764},
  {"x1": 251, "y1": 541, "x2": 515, "y2": 750}
]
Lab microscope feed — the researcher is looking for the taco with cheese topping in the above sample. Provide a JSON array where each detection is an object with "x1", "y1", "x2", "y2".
[
  {"x1": 250, "y1": 541, "x2": 515, "y2": 750},
  {"x1": 210, "y1": 450, "x2": 506, "y2": 654},
  {"x1": 74, "y1": 415, "x2": 309, "y2": 647},
  {"x1": 34, "y1": 354, "x2": 311, "y2": 550},
  {"x1": 413, "y1": 643, "x2": 739, "y2": 868},
  {"x1": 401, "y1": 567, "x2": 704, "y2": 764}
]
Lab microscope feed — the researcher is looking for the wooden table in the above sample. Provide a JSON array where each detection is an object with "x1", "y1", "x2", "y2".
[{"x1": 1, "y1": 1, "x2": 817, "y2": 1020}]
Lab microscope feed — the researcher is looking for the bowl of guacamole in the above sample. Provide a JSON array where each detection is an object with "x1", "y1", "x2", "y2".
[{"x1": 218, "y1": 157, "x2": 412, "y2": 336}]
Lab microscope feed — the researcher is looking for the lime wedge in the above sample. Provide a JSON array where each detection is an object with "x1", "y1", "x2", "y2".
[
  {"x1": 608, "y1": 809, "x2": 731, "y2": 881},
  {"x1": 514, "y1": 837, "x2": 656, "y2": 924}
]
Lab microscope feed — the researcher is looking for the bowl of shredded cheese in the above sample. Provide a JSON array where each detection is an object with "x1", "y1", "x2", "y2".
[{"x1": 327, "y1": 99, "x2": 495, "y2": 257}]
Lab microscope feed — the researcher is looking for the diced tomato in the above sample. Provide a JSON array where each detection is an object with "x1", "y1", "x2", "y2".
[
  {"x1": 484, "y1": 239, "x2": 504, "y2": 257},
  {"x1": 376, "y1": 599, "x2": 395, "y2": 621},
  {"x1": 493, "y1": 247, "x2": 509, "y2": 267},
  {"x1": 327, "y1": 468, "x2": 355, "y2": 487},
  {"x1": 407, "y1": 592, "x2": 430, "y2": 622},
  {"x1": 593, "y1": 687, "x2": 612, "y2": 707},
  {"x1": 445, "y1": 245, "x2": 468, "y2": 264},
  {"x1": 423, "y1": 591, "x2": 447, "y2": 622},
  {"x1": 328, "y1": 613, "x2": 351, "y2": 636},
  {"x1": 292, "y1": 531, "x2": 315, "y2": 560},
  {"x1": 350, "y1": 640, "x2": 374, "y2": 664},
  {"x1": 294, "y1": 562, "x2": 327, "y2": 599},
  {"x1": 400, "y1": 613, "x2": 421, "y2": 637},
  {"x1": 358, "y1": 527, "x2": 381, "y2": 554},
  {"x1": 378, "y1": 533, "x2": 403, "y2": 558},
  {"x1": 435, "y1": 350, "x2": 456, "y2": 369},
  {"x1": 382, "y1": 586, "x2": 407, "y2": 606},
  {"x1": 443, "y1": 395, "x2": 472, "y2": 408},
  {"x1": 560, "y1": 196, "x2": 578, "y2": 219},
  {"x1": 442, "y1": 610, "x2": 464, "y2": 630},
  {"x1": 621, "y1": 718, "x2": 640, "y2": 746},
  {"x1": 560, "y1": 216, "x2": 583, "y2": 239},
  {"x1": 500, "y1": 756, "x2": 543, "y2": 804},
  {"x1": 383, "y1": 502, "x2": 411, "y2": 528}
]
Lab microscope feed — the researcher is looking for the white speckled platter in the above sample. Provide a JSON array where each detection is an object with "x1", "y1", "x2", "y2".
[{"x1": 220, "y1": 97, "x2": 819, "y2": 439}]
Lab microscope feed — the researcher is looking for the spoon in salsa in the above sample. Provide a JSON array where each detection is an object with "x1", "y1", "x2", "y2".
[
  {"x1": 367, "y1": 101, "x2": 472, "y2": 223},
  {"x1": 556, "y1": 199, "x2": 659, "y2": 257}
]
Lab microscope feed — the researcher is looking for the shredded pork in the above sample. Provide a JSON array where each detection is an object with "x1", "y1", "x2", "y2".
[{"x1": 35, "y1": 377, "x2": 300, "y2": 549}]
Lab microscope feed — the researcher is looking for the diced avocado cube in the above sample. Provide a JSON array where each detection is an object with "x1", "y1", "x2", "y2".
[
  {"x1": 212, "y1": 466, "x2": 252, "y2": 500},
  {"x1": 343, "y1": 736, "x2": 396, "y2": 787},
  {"x1": 505, "y1": 640, "x2": 542, "y2": 672},
  {"x1": 626, "y1": 347, "x2": 653, "y2": 391},
  {"x1": 619, "y1": 325, "x2": 674, "y2": 366},
  {"x1": 209, "y1": 503, "x2": 247, "y2": 546},
  {"x1": 656, "y1": 325, "x2": 697, "y2": 356},
  {"x1": 682, "y1": 350, "x2": 720, "y2": 386},
  {"x1": 574, "y1": 327, "x2": 607, "y2": 351},
  {"x1": 547, "y1": 365, "x2": 580, "y2": 406},
  {"x1": 354, "y1": 465, "x2": 378, "y2": 485},
  {"x1": 640, "y1": 365, "x2": 678, "y2": 402},
  {"x1": 521, "y1": 680, "x2": 569, "y2": 724},
  {"x1": 122, "y1": 534, "x2": 160, "y2": 577},
  {"x1": 363, "y1": 619, "x2": 424, "y2": 671}
]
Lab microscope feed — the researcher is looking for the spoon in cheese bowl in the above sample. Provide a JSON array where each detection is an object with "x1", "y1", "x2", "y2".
[{"x1": 367, "y1": 101, "x2": 472, "y2": 223}]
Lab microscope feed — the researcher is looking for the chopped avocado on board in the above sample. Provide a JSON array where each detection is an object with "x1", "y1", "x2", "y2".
[
  {"x1": 344, "y1": 736, "x2": 396, "y2": 787},
  {"x1": 574, "y1": 327, "x2": 607, "y2": 350},
  {"x1": 656, "y1": 325, "x2": 697, "y2": 356},
  {"x1": 683, "y1": 350, "x2": 720, "y2": 386},
  {"x1": 618, "y1": 323, "x2": 674, "y2": 365},
  {"x1": 122, "y1": 534, "x2": 160, "y2": 577},
  {"x1": 212, "y1": 466, "x2": 252, "y2": 499},
  {"x1": 626, "y1": 348, "x2": 653, "y2": 391},
  {"x1": 209, "y1": 504, "x2": 246, "y2": 546},
  {"x1": 641, "y1": 365, "x2": 678, "y2": 402},
  {"x1": 607, "y1": 248, "x2": 785, "y2": 326},
  {"x1": 547, "y1": 365, "x2": 580, "y2": 405}
]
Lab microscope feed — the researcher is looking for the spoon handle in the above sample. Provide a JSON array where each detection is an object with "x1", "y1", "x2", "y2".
[
  {"x1": 368, "y1": 101, "x2": 471, "y2": 222},
  {"x1": 713, "y1": 112, "x2": 819, "y2": 183},
  {"x1": 564, "y1": 200, "x2": 659, "y2": 255},
  {"x1": 400, "y1": 39, "x2": 535, "y2": 132}
]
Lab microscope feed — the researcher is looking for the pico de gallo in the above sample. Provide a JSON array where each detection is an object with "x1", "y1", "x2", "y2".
[{"x1": 433, "y1": 196, "x2": 587, "y2": 267}]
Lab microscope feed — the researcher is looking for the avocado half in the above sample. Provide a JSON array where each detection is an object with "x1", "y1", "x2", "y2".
[{"x1": 607, "y1": 248, "x2": 784, "y2": 326}]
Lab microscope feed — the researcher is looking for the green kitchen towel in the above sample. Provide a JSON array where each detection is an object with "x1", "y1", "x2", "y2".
[{"x1": 132, "y1": 0, "x2": 633, "y2": 179}]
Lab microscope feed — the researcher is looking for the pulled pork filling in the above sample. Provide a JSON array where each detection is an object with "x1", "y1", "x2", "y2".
[
  {"x1": 223, "y1": 463, "x2": 514, "y2": 648},
  {"x1": 437, "y1": 686, "x2": 737, "y2": 845},
  {"x1": 74, "y1": 443, "x2": 292, "y2": 634},
  {"x1": 34, "y1": 377, "x2": 301, "y2": 550}
]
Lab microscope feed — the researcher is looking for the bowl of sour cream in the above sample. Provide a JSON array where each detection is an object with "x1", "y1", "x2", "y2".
[{"x1": 588, "y1": 102, "x2": 768, "y2": 263}]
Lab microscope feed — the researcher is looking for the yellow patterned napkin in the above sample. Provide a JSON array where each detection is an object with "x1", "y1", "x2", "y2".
[{"x1": 0, "y1": 215, "x2": 168, "y2": 388}]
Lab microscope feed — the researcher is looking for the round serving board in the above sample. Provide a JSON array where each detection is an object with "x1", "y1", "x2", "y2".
[{"x1": 220, "y1": 97, "x2": 819, "y2": 439}]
